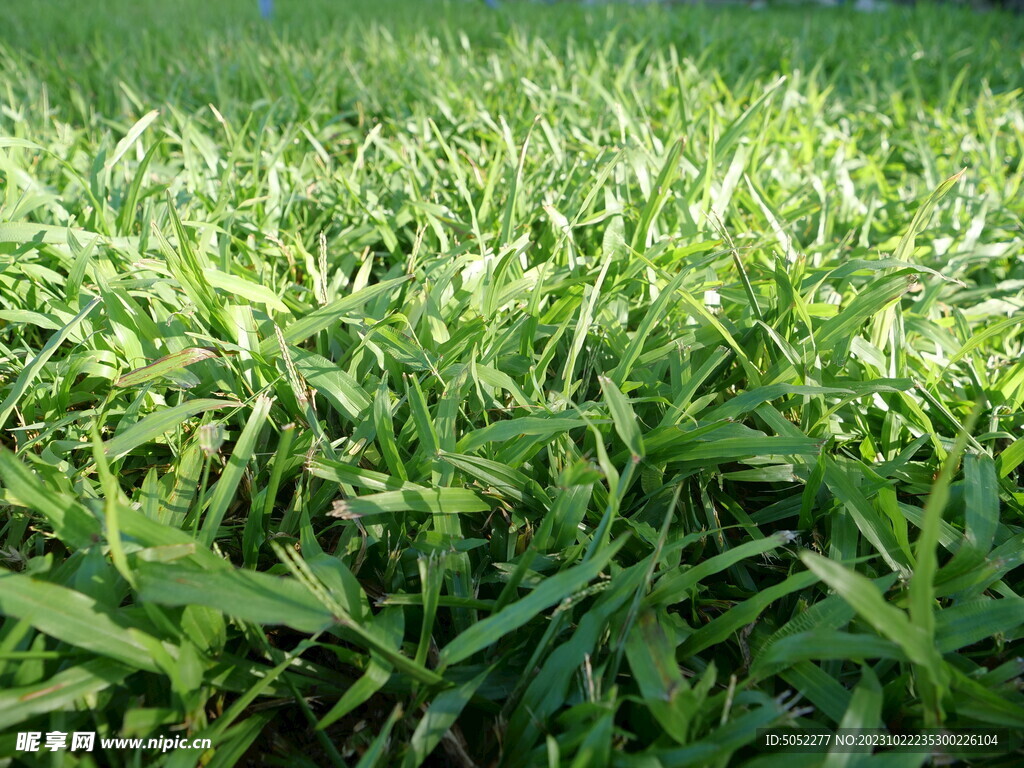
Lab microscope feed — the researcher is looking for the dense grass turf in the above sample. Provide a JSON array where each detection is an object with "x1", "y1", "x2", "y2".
[{"x1": 1, "y1": 0, "x2": 1023, "y2": 765}]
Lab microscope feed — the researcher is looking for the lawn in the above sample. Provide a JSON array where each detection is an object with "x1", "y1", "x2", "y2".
[{"x1": 0, "y1": 0, "x2": 1023, "y2": 766}]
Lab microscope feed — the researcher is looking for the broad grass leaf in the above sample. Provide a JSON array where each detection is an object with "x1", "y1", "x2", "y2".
[
  {"x1": 798, "y1": 552, "x2": 946, "y2": 686},
  {"x1": 962, "y1": 453, "x2": 999, "y2": 554},
  {"x1": 824, "y1": 458, "x2": 911, "y2": 575},
  {"x1": 648, "y1": 534, "x2": 794, "y2": 607},
  {"x1": 102, "y1": 398, "x2": 238, "y2": 458},
  {"x1": 328, "y1": 487, "x2": 489, "y2": 520},
  {"x1": 625, "y1": 610, "x2": 690, "y2": 740},
  {"x1": 632, "y1": 138, "x2": 684, "y2": 251},
  {"x1": 308, "y1": 457, "x2": 425, "y2": 493},
  {"x1": 258, "y1": 276, "x2": 413, "y2": 355},
  {"x1": 136, "y1": 561, "x2": 336, "y2": 634},
  {"x1": 703, "y1": 384, "x2": 854, "y2": 422},
  {"x1": 291, "y1": 347, "x2": 371, "y2": 421},
  {"x1": 949, "y1": 667, "x2": 1024, "y2": 728},
  {"x1": 203, "y1": 268, "x2": 288, "y2": 313},
  {"x1": 317, "y1": 656, "x2": 391, "y2": 731},
  {"x1": 997, "y1": 436, "x2": 1024, "y2": 479},
  {"x1": 0, "y1": 222, "x2": 135, "y2": 250},
  {"x1": 115, "y1": 347, "x2": 218, "y2": 387},
  {"x1": 0, "y1": 297, "x2": 101, "y2": 431},
  {"x1": 199, "y1": 395, "x2": 272, "y2": 547},
  {"x1": 437, "y1": 450, "x2": 551, "y2": 510},
  {"x1": 0, "y1": 450, "x2": 101, "y2": 549},
  {"x1": 752, "y1": 631, "x2": 905, "y2": 678},
  {"x1": 892, "y1": 170, "x2": 965, "y2": 263},
  {"x1": 935, "y1": 597, "x2": 1024, "y2": 652},
  {"x1": 679, "y1": 570, "x2": 819, "y2": 656},
  {"x1": 599, "y1": 375, "x2": 644, "y2": 460},
  {"x1": 402, "y1": 666, "x2": 491, "y2": 768},
  {"x1": 506, "y1": 562, "x2": 650, "y2": 749},
  {"x1": 105, "y1": 109, "x2": 159, "y2": 170},
  {"x1": 825, "y1": 667, "x2": 883, "y2": 768},
  {"x1": 458, "y1": 415, "x2": 591, "y2": 454},
  {"x1": 0, "y1": 575, "x2": 162, "y2": 672},
  {"x1": 781, "y1": 662, "x2": 851, "y2": 724},
  {"x1": 0, "y1": 659, "x2": 131, "y2": 730},
  {"x1": 439, "y1": 537, "x2": 627, "y2": 667}
]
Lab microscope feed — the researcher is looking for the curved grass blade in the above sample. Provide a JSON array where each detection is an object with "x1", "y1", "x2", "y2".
[
  {"x1": 102, "y1": 398, "x2": 238, "y2": 458},
  {"x1": 115, "y1": 347, "x2": 218, "y2": 388},
  {"x1": 0, "y1": 296, "x2": 101, "y2": 432}
]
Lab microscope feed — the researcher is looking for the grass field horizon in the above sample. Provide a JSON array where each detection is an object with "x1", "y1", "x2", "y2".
[{"x1": 1, "y1": 1, "x2": 1023, "y2": 766}]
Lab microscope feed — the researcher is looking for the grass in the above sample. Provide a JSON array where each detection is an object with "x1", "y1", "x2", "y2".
[{"x1": 0, "y1": 0, "x2": 1023, "y2": 765}]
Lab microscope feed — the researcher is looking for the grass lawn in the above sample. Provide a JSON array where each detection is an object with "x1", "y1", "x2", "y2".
[{"x1": 1, "y1": 0, "x2": 1023, "y2": 765}]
